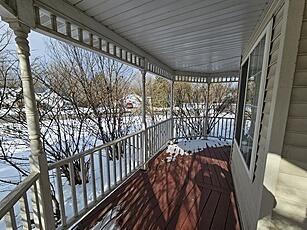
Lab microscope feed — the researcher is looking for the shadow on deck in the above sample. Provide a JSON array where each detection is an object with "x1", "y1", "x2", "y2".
[{"x1": 74, "y1": 145, "x2": 241, "y2": 230}]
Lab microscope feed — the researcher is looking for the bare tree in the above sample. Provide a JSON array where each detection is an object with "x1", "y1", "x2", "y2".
[
  {"x1": 133, "y1": 75, "x2": 170, "y2": 124},
  {"x1": 42, "y1": 41, "x2": 138, "y2": 160},
  {"x1": 174, "y1": 82, "x2": 237, "y2": 138}
]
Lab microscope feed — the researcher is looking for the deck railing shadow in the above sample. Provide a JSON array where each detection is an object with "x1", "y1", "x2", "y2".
[{"x1": 75, "y1": 145, "x2": 241, "y2": 229}]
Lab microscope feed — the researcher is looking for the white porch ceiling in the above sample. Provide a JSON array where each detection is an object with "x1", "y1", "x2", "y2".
[{"x1": 65, "y1": 0, "x2": 271, "y2": 73}]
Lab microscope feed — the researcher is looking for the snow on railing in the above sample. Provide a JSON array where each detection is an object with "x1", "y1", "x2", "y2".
[
  {"x1": 0, "y1": 172, "x2": 41, "y2": 229},
  {"x1": 174, "y1": 116, "x2": 235, "y2": 140}
]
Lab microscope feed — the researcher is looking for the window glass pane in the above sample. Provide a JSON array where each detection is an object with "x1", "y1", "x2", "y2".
[
  {"x1": 240, "y1": 37, "x2": 265, "y2": 168},
  {"x1": 235, "y1": 60, "x2": 249, "y2": 144}
]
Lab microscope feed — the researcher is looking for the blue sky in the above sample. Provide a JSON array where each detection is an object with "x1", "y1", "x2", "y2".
[{"x1": 28, "y1": 31, "x2": 50, "y2": 58}]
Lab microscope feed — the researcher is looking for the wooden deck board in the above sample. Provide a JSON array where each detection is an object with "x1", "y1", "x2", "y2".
[{"x1": 75, "y1": 146, "x2": 241, "y2": 230}]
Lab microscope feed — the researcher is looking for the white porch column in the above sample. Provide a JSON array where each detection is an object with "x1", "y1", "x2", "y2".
[
  {"x1": 170, "y1": 80, "x2": 174, "y2": 139},
  {"x1": 140, "y1": 69, "x2": 148, "y2": 169},
  {"x1": 204, "y1": 82, "x2": 211, "y2": 139},
  {"x1": 10, "y1": 22, "x2": 55, "y2": 230}
]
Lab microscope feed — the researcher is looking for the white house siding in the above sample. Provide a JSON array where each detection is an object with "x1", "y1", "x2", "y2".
[
  {"x1": 269, "y1": 2, "x2": 307, "y2": 229},
  {"x1": 231, "y1": 1, "x2": 285, "y2": 229}
]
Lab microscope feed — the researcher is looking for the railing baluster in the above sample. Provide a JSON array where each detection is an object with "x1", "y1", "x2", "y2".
[
  {"x1": 158, "y1": 124, "x2": 161, "y2": 148},
  {"x1": 112, "y1": 144, "x2": 117, "y2": 186},
  {"x1": 56, "y1": 167, "x2": 66, "y2": 227},
  {"x1": 164, "y1": 122, "x2": 167, "y2": 143},
  {"x1": 167, "y1": 119, "x2": 173, "y2": 140},
  {"x1": 124, "y1": 139, "x2": 127, "y2": 178},
  {"x1": 222, "y1": 118, "x2": 225, "y2": 138},
  {"x1": 168, "y1": 120, "x2": 170, "y2": 141},
  {"x1": 212, "y1": 119, "x2": 218, "y2": 137},
  {"x1": 128, "y1": 137, "x2": 131, "y2": 174},
  {"x1": 215, "y1": 119, "x2": 218, "y2": 137},
  {"x1": 156, "y1": 125, "x2": 159, "y2": 150},
  {"x1": 136, "y1": 133, "x2": 140, "y2": 167},
  {"x1": 69, "y1": 161, "x2": 78, "y2": 217},
  {"x1": 19, "y1": 193, "x2": 32, "y2": 229},
  {"x1": 133, "y1": 135, "x2": 136, "y2": 170},
  {"x1": 90, "y1": 153, "x2": 97, "y2": 203},
  {"x1": 166, "y1": 120, "x2": 168, "y2": 141},
  {"x1": 148, "y1": 128, "x2": 154, "y2": 157},
  {"x1": 213, "y1": 118, "x2": 216, "y2": 137},
  {"x1": 220, "y1": 118, "x2": 222, "y2": 138},
  {"x1": 33, "y1": 182, "x2": 43, "y2": 229},
  {"x1": 5, "y1": 208, "x2": 17, "y2": 230},
  {"x1": 80, "y1": 156, "x2": 88, "y2": 209},
  {"x1": 158, "y1": 124, "x2": 164, "y2": 146},
  {"x1": 153, "y1": 128, "x2": 159, "y2": 154},
  {"x1": 118, "y1": 142, "x2": 122, "y2": 182},
  {"x1": 106, "y1": 148, "x2": 111, "y2": 191},
  {"x1": 176, "y1": 118, "x2": 179, "y2": 137},
  {"x1": 150, "y1": 129, "x2": 152, "y2": 158},
  {"x1": 153, "y1": 126, "x2": 156, "y2": 153},
  {"x1": 164, "y1": 122, "x2": 166, "y2": 143},
  {"x1": 231, "y1": 118, "x2": 234, "y2": 139},
  {"x1": 98, "y1": 150, "x2": 104, "y2": 196},
  {"x1": 155, "y1": 124, "x2": 158, "y2": 152},
  {"x1": 229, "y1": 118, "x2": 231, "y2": 138},
  {"x1": 225, "y1": 118, "x2": 228, "y2": 139},
  {"x1": 162, "y1": 123, "x2": 164, "y2": 144}
]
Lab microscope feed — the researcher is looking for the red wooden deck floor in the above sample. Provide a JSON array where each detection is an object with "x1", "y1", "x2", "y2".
[{"x1": 75, "y1": 145, "x2": 241, "y2": 230}]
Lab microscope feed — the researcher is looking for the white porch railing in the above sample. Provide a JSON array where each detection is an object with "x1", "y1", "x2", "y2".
[
  {"x1": 147, "y1": 118, "x2": 173, "y2": 159},
  {"x1": 0, "y1": 116, "x2": 233, "y2": 229},
  {"x1": 48, "y1": 129, "x2": 144, "y2": 228},
  {"x1": 174, "y1": 116, "x2": 235, "y2": 140},
  {"x1": 0, "y1": 172, "x2": 41, "y2": 229}
]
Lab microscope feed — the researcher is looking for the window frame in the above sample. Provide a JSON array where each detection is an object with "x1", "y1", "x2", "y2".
[{"x1": 235, "y1": 19, "x2": 273, "y2": 180}]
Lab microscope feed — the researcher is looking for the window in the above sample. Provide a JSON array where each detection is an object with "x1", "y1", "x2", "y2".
[
  {"x1": 240, "y1": 37, "x2": 265, "y2": 167},
  {"x1": 235, "y1": 21, "x2": 272, "y2": 178}
]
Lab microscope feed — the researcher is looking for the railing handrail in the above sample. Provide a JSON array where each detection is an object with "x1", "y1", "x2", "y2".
[
  {"x1": 173, "y1": 115, "x2": 235, "y2": 119},
  {"x1": 147, "y1": 117, "x2": 172, "y2": 129},
  {"x1": 0, "y1": 172, "x2": 39, "y2": 219}
]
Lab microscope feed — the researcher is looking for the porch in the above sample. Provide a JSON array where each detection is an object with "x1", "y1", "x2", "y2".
[{"x1": 1, "y1": 0, "x2": 306, "y2": 229}]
